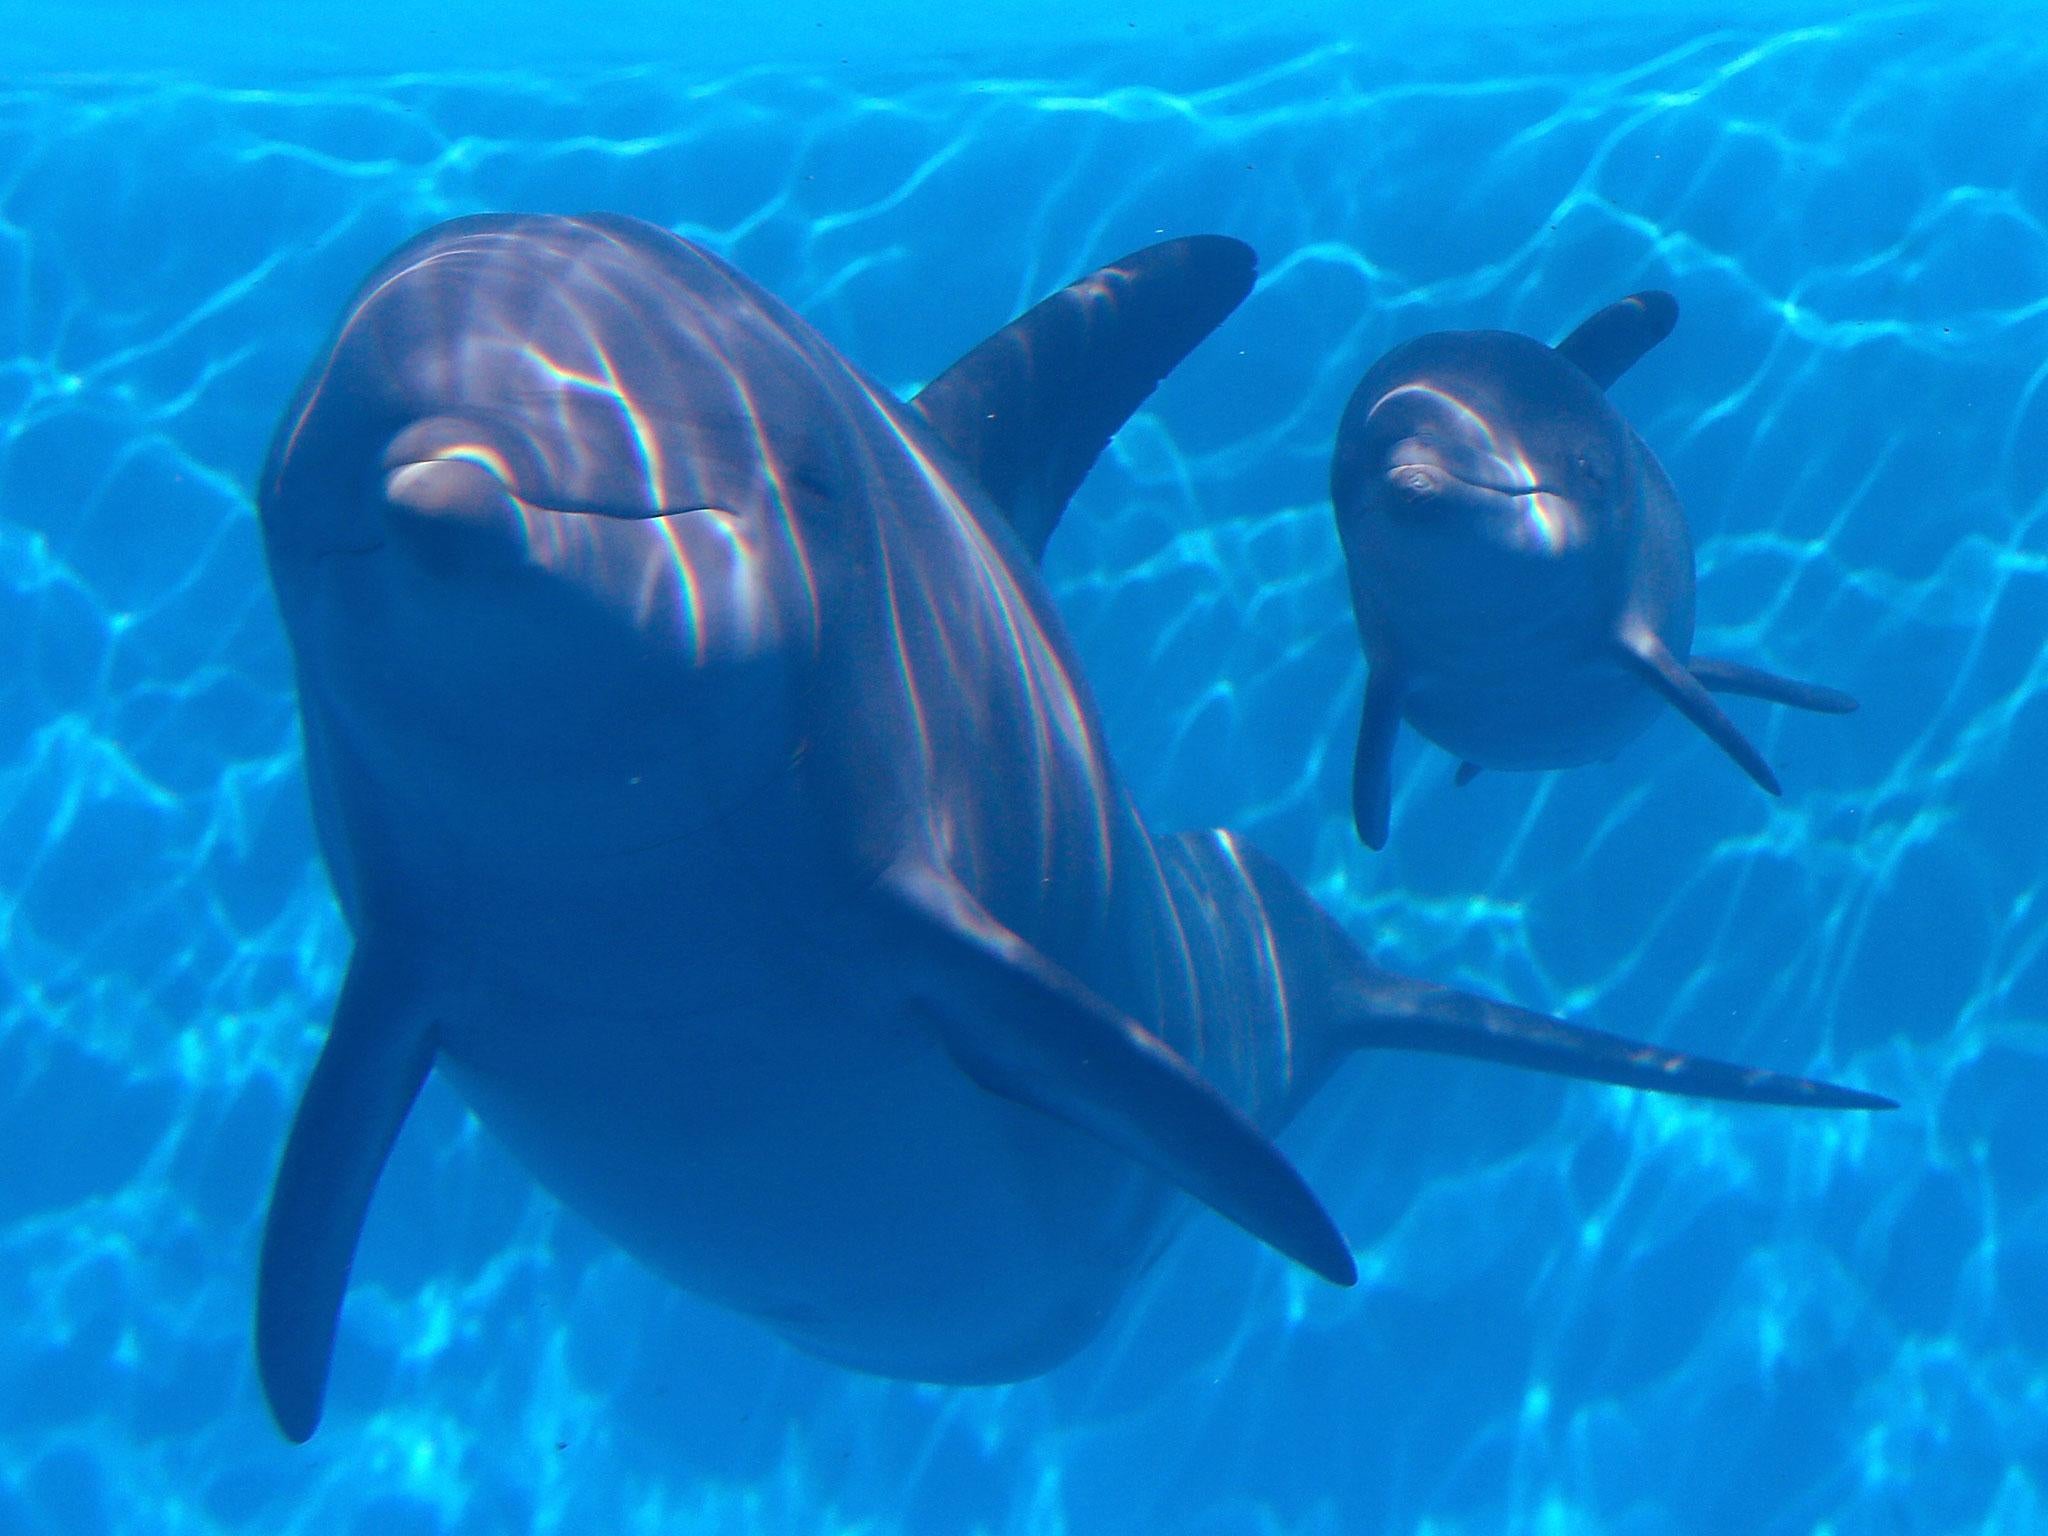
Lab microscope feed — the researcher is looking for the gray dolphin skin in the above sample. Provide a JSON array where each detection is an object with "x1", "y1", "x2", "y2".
[
  {"x1": 1331, "y1": 293, "x2": 1858, "y2": 849},
  {"x1": 255, "y1": 218, "x2": 1890, "y2": 1442}
]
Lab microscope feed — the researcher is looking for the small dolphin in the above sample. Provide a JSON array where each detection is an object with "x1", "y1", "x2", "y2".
[
  {"x1": 1331, "y1": 293, "x2": 1857, "y2": 849},
  {"x1": 255, "y1": 219, "x2": 1888, "y2": 1441}
]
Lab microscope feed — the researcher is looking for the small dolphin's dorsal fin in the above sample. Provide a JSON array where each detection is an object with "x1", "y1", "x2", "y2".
[
  {"x1": 877, "y1": 857, "x2": 1356, "y2": 1286},
  {"x1": 1344, "y1": 972, "x2": 1894, "y2": 1110},
  {"x1": 1554, "y1": 291, "x2": 1679, "y2": 390},
  {"x1": 256, "y1": 941, "x2": 437, "y2": 1442},
  {"x1": 908, "y1": 236, "x2": 1258, "y2": 562}
]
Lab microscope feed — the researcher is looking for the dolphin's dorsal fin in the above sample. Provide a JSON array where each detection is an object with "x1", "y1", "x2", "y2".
[
  {"x1": 1554, "y1": 291, "x2": 1679, "y2": 390},
  {"x1": 908, "y1": 236, "x2": 1258, "y2": 562},
  {"x1": 256, "y1": 941, "x2": 437, "y2": 1442},
  {"x1": 876, "y1": 856, "x2": 1355, "y2": 1287}
]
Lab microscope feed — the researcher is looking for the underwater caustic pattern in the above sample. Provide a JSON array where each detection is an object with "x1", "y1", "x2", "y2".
[{"x1": 0, "y1": 8, "x2": 2043, "y2": 1534}]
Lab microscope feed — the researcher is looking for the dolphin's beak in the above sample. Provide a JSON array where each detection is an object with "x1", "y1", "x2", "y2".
[
  {"x1": 379, "y1": 450, "x2": 534, "y2": 578},
  {"x1": 383, "y1": 456, "x2": 515, "y2": 525},
  {"x1": 374, "y1": 414, "x2": 547, "y2": 576}
]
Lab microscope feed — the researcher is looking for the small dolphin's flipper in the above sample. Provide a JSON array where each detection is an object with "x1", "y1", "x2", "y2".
[
  {"x1": 1352, "y1": 666, "x2": 1406, "y2": 849},
  {"x1": 879, "y1": 858, "x2": 1356, "y2": 1286},
  {"x1": 1453, "y1": 761, "x2": 1483, "y2": 788},
  {"x1": 1616, "y1": 627, "x2": 1781, "y2": 795},
  {"x1": 1554, "y1": 291, "x2": 1679, "y2": 391},
  {"x1": 1690, "y1": 656, "x2": 1859, "y2": 715},
  {"x1": 1352, "y1": 976, "x2": 1894, "y2": 1110},
  {"x1": 908, "y1": 237, "x2": 1258, "y2": 561},
  {"x1": 257, "y1": 943, "x2": 437, "y2": 1442}
]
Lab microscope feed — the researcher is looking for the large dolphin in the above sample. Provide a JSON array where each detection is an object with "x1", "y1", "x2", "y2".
[
  {"x1": 1331, "y1": 293, "x2": 1857, "y2": 849},
  {"x1": 255, "y1": 218, "x2": 1889, "y2": 1441}
]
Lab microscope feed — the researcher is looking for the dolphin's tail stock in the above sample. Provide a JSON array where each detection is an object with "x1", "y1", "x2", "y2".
[{"x1": 1190, "y1": 832, "x2": 1894, "y2": 1114}]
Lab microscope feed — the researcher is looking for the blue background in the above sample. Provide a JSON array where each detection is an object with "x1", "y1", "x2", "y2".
[{"x1": 2, "y1": 5, "x2": 2043, "y2": 1531}]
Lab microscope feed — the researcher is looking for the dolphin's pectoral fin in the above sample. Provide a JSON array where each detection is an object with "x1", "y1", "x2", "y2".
[
  {"x1": 1553, "y1": 291, "x2": 1679, "y2": 390},
  {"x1": 1351, "y1": 665, "x2": 1406, "y2": 849},
  {"x1": 1615, "y1": 627, "x2": 1781, "y2": 795},
  {"x1": 1453, "y1": 761, "x2": 1482, "y2": 788},
  {"x1": 257, "y1": 942, "x2": 437, "y2": 1443},
  {"x1": 907, "y1": 237, "x2": 1257, "y2": 562},
  {"x1": 878, "y1": 858, "x2": 1356, "y2": 1287},
  {"x1": 1690, "y1": 655, "x2": 1859, "y2": 715},
  {"x1": 1348, "y1": 975, "x2": 1895, "y2": 1110}
]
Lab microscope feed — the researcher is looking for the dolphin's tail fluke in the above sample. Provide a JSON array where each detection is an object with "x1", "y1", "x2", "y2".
[
  {"x1": 1689, "y1": 655, "x2": 1860, "y2": 715},
  {"x1": 1177, "y1": 830, "x2": 1892, "y2": 1114},
  {"x1": 1345, "y1": 973, "x2": 1894, "y2": 1111}
]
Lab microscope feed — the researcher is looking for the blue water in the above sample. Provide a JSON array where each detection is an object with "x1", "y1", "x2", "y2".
[{"x1": 2, "y1": 6, "x2": 2043, "y2": 1531}]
